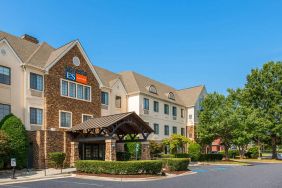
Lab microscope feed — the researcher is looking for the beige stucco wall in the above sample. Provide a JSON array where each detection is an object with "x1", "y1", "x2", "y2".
[{"x1": 0, "y1": 41, "x2": 25, "y2": 123}]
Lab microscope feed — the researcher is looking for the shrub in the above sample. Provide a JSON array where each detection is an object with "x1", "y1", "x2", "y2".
[
  {"x1": 0, "y1": 130, "x2": 11, "y2": 168},
  {"x1": 0, "y1": 114, "x2": 13, "y2": 129},
  {"x1": 75, "y1": 160, "x2": 163, "y2": 175},
  {"x1": 116, "y1": 152, "x2": 131, "y2": 161},
  {"x1": 162, "y1": 158, "x2": 190, "y2": 171},
  {"x1": 124, "y1": 142, "x2": 141, "y2": 160},
  {"x1": 149, "y1": 141, "x2": 163, "y2": 158},
  {"x1": 199, "y1": 154, "x2": 223, "y2": 161},
  {"x1": 175, "y1": 153, "x2": 190, "y2": 158},
  {"x1": 1, "y1": 115, "x2": 28, "y2": 168},
  {"x1": 160, "y1": 154, "x2": 175, "y2": 158},
  {"x1": 219, "y1": 150, "x2": 239, "y2": 158},
  {"x1": 245, "y1": 147, "x2": 259, "y2": 159},
  {"x1": 48, "y1": 152, "x2": 66, "y2": 168},
  {"x1": 188, "y1": 143, "x2": 201, "y2": 161}
]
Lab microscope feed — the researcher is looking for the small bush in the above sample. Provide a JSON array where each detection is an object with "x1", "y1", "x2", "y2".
[
  {"x1": 175, "y1": 153, "x2": 190, "y2": 158},
  {"x1": 160, "y1": 154, "x2": 175, "y2": 158},
  {"x1": 75, "y1": 160, "x2": 163, "y2": 175},
  {"x1": 149, "y1": 141, "x2": 163, "y2": 158},
  {"x1": 245, "y1": 147, "x2": 259, "y2": 159},
  {"x1": 219, "y1": 150, "x2": 239, "y2": 158},
  {"x1": 48, "y1": 152, "x2": 66, "y2": 168},
  {"x1": 124, "y1": 142, "x2": 141, "y2": 160},
  {"x1": 162, "y1": 158, "x2": 190, "y2": 171},
  {"x1": 116, "y1": 152, "x2": 131, "y2": 161},
  {"x1": 1, "y1": 115, "x2": 28, "y2": 169},
  {"x1": 199, "y1": 154, "x2": 223, "y2": 161},
  {"x1": 0, "y1": 130, "x2": 11, "y2": 168},
  {"x1": 188, "y1": 143, "x2": 201, "y2": 161}
]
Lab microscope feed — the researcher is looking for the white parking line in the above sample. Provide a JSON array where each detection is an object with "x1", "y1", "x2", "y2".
[{"x1": 49, "y1": 179, "x2": 104, "y2": 187}]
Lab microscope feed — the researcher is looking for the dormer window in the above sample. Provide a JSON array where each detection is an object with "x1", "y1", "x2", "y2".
[
  {"x1": 168, "y1": 92, "x2": 175, "y2": 100},
  {"x1": 148, "y1": 85, "x2": 157, "y2": 94}
]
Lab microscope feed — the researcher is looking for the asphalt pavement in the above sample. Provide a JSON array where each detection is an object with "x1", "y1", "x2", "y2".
[{"x1": 1, "y1": 163, "x2": 282, "y2": 188}]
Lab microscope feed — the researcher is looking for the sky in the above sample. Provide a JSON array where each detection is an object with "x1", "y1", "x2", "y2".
[{"x1": 1, "y1": 0, "x2": 282, "y2": 94}]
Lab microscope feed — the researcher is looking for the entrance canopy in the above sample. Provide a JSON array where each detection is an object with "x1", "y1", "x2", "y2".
[{"x1": 68, "y1": 112, "x2": 154, "y2": 142}]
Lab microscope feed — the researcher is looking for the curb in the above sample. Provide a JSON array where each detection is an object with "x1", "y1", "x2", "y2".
[
  {"x1": 0, "y1": 173, "x2": 72, "y2": 185},
  {"x1": 74, "y1": 171, "x2": 197, "y2": 182}
]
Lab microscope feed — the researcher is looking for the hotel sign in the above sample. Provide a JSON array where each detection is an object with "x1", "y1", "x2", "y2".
[{"x1": 65, "y1": 66, "x2": 88, "y2": 84}]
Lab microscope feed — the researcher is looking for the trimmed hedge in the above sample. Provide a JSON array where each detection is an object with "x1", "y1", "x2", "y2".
[
  {"x1": 162, "y1": 158, "x2": 190, "y2": 171},
  {"x1": 75, "y1": 160, "x2": 163, "y2": 175},
  {"x1": 116, "y1": 152, "x2": 131, "y2": 161},
  {"x1": 160, "y1": 154, "x2": 175, "y2": 158},
  {"x1": 174, "y1": 153, "x2": 190, "y2": 158},
  {"x1": 48, "y1": 152, "x2": 66, "y2": 168},
  {"x1": 199, "y1": 154, "x2": 223, "y2": 161}
]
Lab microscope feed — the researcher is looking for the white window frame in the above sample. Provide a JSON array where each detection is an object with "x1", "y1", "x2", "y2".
[
  {"x1": 82, "y1": 114, "x2": 93, "y2": 122},
  {"x1": 60, "y1": 78, "x2": 92, "y2": 102},
  {"x1": 59, "y1": 110, "x2": 72, "y2": 129}
]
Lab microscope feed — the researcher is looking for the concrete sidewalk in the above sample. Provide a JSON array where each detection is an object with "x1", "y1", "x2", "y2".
[{"x1": 0, "y1": 168, "x2": 75, "y2": 184}]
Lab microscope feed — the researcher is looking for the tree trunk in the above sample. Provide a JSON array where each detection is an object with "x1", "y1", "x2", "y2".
[
  {"x1": 271, "y1": 135, "x2": 277, "y2": 159},
  {"x1": 238, "y1": 146, "x2": 245, "y2": 159},
  {"x1": 224, "y1": 146, "x2": 229, "y2": 160}
]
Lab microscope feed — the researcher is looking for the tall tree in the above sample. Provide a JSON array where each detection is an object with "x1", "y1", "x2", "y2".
[{"x1": 244, "y1": 62, "x2": 282, "y2": 159}]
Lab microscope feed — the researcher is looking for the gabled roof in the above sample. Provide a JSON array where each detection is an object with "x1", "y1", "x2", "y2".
[
  {"x1": 0, "y1": 31, "x2": 40, "y2": 63},
  {"x1": 176, "y1": 85, "x2": 205, "y2": 107},
  {"x1": 119, "y1": 71, "x2": 185, "y2": 105},
  {"x1": 93, "y1": 65, "x2": 120, "y2": 88}
]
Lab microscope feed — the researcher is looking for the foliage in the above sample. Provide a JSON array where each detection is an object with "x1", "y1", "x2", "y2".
[
  {"x1": 188, "y1": 143, "x2": 201, "y2": 161},
  {"x1": 48, "y1": 152, "x2": 66, "y2": 168},
  {"x1": 163, "y1": 134, "x2": 191, "y2": 154},
  {"x1": 199, "y1": 154, "x2": 223, "y2": 161},
  {"x1": 160, "y1": 154, "x2": 175, "y2": 158},
  {"x1": 1, "y1": 115, "x2": 28, "y2": 168},
  {"x1": 174, "y1": 153, "x2": 190, "y2": 158},
  {"x1": 219, "y1": 150, "x2": 239, "y2": 159},
  {"x1": 116, "y1": 152, "x2": 131, "y2": 161},
  {"x1": 124, "y1": 142, "x2": 141, "y2": 160},
  {"x1": 162, "y1": 158, "x2": 190, "y2": 171},
  {"x1": 0, "y1": 114, "x2": 13, "y2": 129},
  {"x1": 75, "y1": 160, "x2": 163, "y2": 175},
  {"x1": 245, "y1": 147, "x2": 259, "y2": 159},
  {"x1": 0, "y1": 130, "x2": 11, "y2": 168},
  {"x1": 244, "y1": 62, "x2": 282, "y2": 159},
  {"x1": 149, "y1": 141, "x2": 163, "y2": 158}
]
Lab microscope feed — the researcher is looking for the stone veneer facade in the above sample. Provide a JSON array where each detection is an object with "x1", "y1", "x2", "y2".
[{"x1": 29, "y1": 45, "x2": 101, "y2": 168}]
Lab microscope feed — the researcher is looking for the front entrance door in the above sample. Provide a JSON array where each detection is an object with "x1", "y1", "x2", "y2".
[{"x1": 82, "y1": 144, "x2": 105, "y2": 160}]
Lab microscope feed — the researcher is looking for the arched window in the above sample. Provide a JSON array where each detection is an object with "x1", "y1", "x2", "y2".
[
  {"x1": 148, "y1": 85, "x2": 157, "y2": 94},
  {"x1": 168, "y1": 92, "x2": 175, "y2": 100}
]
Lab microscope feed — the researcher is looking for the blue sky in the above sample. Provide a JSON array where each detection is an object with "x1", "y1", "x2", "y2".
[{"x1": 2, "y1": 0, "x2": 282, "y2": 94}]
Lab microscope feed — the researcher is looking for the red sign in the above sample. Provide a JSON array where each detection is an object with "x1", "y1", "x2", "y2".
[{"x1": 76, "y1": 73, "x2": 87, "y2": 84}]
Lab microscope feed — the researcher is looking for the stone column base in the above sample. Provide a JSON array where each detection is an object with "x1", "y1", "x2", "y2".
[
  {"x1": 141, "y1": 142, "x2": 150, "y2": 160},
  {"x1": 70, "y1": 142, "x2": 79, "y2": 167},
  {"x1": 105, "y1": 139, "x2": 116, "y2": 161}
]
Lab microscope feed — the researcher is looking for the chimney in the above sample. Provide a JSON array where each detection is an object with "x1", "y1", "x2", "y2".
[{"x1": 21, "y1": 34, "x2": 39, "y2": 44}]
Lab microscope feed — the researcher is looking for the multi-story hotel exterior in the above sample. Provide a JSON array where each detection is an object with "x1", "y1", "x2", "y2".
[{"x1": 0, "y1": 31, "x2": 206, "y2": 168}]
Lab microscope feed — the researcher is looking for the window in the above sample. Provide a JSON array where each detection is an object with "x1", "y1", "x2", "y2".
[
  {"x1": 30, "y1": 73, "x2": 43, "y2": 91},
  {"x1": 82, "y1": 114, "x2": 92, "y2": 122},
  {"x1": 60, "y1": 111, "x2": 72, "y2": 128},
  {"x1": 148, "y1": 85, "x2": 157, "y2": 94},
  {"x1": 153, "y1": 101, "x2": 159, "y2": 112},
  {"x1": 181, "y1": 128, "x2": 185, "y2": 136},
  {"x1": 181, "y1": 109, "x2": 184, "y2": 118},
  {"x1": 0, "y1": 104, "x2": 11, "y2": 121},
  {"x1": 61, "y1": 80, "x2": 68, "y2": 96},
  {"x1": 189, "y1": 114, "x2": 193, "y2": 119},
  {"x1": 69, "y1": 82, "x2": 76, "y2": 98},
  {"x1": 101, "y1": 92, "x2": 109, "y2": 105},
  {"x1": 164, "y1": 125, "x2": 169, "y2": 136},
  {"x1": 61, "y1": 79, "x2": 91, "y2": 101},
  {"x1": 0, "y1": 66, "x2": 10, "y2": 85},
  {"x1": 115, "y1": 96, "x2": 121, "y2": 108},
  {"x1": 154, "y1": 123, "x2": 159, "y2": 134},
  {"x1": 168, "y1": 92, "x2": 175, "y2": 100},
  {"x1": 77, "y1": 84, "x2": 83, "y2": 99},
  {"x1": 172, "y1": 106, "x2": 177, "y2": 117},
  {"x1": 143, "y1": 98, "x2": 149, "y2": 110},
  {"x1": 164, "y1": 104, "x2": 169, "y2": 115},
  {"x1": 30, "y1": 108, "x2": 43, "y2": 125},
  {"x1": 173, "y1": 126, "x2": 177, "y2": 134}
]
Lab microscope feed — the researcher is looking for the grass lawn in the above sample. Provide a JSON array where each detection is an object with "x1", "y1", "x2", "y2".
[
  {"x1": 200, "y1": 160, "x2": 250, "y2": 166},
  {"x1": 234, "y1": 159, "x2": 282, "y2": 163}
]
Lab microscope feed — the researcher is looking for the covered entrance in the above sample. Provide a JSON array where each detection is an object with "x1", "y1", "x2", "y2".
[{"x1": 68, "y1": 112, "x2": 154, "y2": 162}]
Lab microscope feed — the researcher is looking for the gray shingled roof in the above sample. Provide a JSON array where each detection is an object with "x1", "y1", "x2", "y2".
[
  {"x1": 176, "y1": 85, "x2": 205, "y2": 107},
  {"x1": 93, "y1": 65, "x2": 120, "y2": 87}
]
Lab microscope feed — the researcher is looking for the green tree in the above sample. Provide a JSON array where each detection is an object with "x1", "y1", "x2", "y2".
[
  {"x1": 244, "y1": 62, "x2": 282, "y2": 159},
  {"x1": 163, "y1": 134, "x2": 191, "y2": 154},
  {"x1": 149, "y1": 141, "x2": 163, "y2": 158},
  {"x1": 1, "y1": 115, "x2": 28, "y2": 168},
  {"x1": 188, "y1": 142, "x2": 201, "y2": 161},
  {"x1": 0, "y1": 130, "x2": 11, "y2": 168}
]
